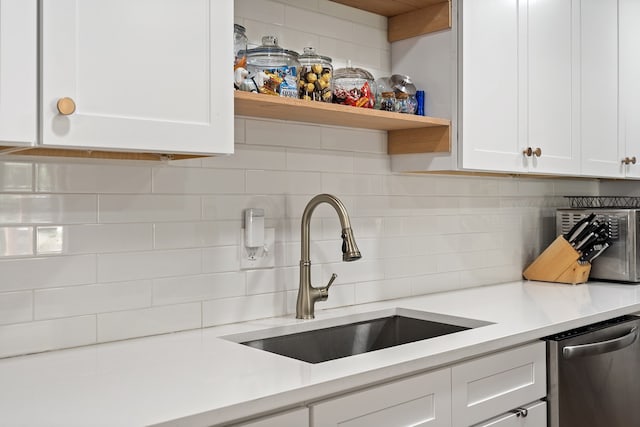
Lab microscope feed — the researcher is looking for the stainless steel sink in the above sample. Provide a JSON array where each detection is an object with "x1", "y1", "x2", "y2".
[{"x1": 224, "y1": 309, "x2": 490, "y2": 364}]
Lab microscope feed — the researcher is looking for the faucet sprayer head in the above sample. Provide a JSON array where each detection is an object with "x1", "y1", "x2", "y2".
[{"x1": 341, "y1": 228, "x2": 362, "y2": 262}]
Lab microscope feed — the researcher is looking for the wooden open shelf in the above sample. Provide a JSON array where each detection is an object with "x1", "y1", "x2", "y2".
[
  {"x1": 234, "y1": 91, "x2": 451, "y2": 154},
  {"x1": 329, "y1": 0, "x2": 451, "y2": 42}
]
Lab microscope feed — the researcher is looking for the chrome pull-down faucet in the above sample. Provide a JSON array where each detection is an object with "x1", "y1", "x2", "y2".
[{"x1": 296, "y1": 194, "x2": 362, "y2": 319}]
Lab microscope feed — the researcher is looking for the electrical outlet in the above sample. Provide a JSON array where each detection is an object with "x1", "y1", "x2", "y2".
[{"x1": 240, "y1": 227, "x2": 275, "y2": 270}]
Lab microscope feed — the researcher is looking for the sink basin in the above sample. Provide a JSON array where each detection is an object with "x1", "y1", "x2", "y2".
[{"x1": 224, "y1": 308, "x2": 490, "y2": 364}]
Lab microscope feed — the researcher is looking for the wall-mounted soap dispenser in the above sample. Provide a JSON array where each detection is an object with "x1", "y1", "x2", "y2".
[{"x1": 240, "y1": 208, "x2": 275, "y2": 269}]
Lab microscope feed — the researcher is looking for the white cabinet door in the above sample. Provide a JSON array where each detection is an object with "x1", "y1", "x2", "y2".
[
  {"x1": 451, "y1": 341, "x2": 546, "y2": 427},
  {"x1": 461, "y1": 0, "x2": 579, "y2": 175},
  {"x1": 472, "y1": 400, "x2": 546, "y2": 427},
  {"x1": 0, "y1": 0, "x2": 36, "y2": 145},
  {"x1": 580, "y1": 0, "x2": 622, "y2": 178},
  {"x1": 232, "y1": 408, "x2": 308, "y2": 427},
  {"x1": 311, "y1": 368, "x2": 451, "y2": 427},
  {"x1": 41, "y1": 0, "x2": 233, "y2": 155},
  {"x1": 460, "y1": 0, "x2": 525, "y2": 173},
  {"x1": 525, "y1": 0, "x2": 580, "y2": 175},
  {"x1": 619, "y1": 0, "x2": 640, "y2": 178}
]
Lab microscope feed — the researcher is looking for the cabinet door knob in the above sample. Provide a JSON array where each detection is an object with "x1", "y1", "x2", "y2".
[
  {"x1": 56, "y1": 97, "x2": 76, "y2": 115},
  {"x1": 522, "y1": 147, "x2": 533, "y2": 157},
  {"x1": 533, "y1": 147, "x2": 542, "y2": 157},
  {"x1": 622, "y1": 156, "x2": 637, "y2": 165}
]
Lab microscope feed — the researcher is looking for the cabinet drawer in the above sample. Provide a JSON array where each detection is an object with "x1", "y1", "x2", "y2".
[
  {"x1": 471, "y1": 400, "x2": 546, "y2": 427},
  {"x1": 452, "y1": 341, "x2": 546, "y2": 427},
  {"x1": 311, "y1": 368, "x2": 451, "y2": 427}
]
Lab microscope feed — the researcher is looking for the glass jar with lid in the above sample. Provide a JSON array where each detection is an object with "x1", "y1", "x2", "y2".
[
  {"x1": 332, "y1": 65, "x2": 375, "y2": 108},
  {"x1": 298, "y1": 47, "x2": 333, "y2": 103},
  {"x1": 240, "y1": 36, "x2": 300, "y2": 98},
  {"x1": 233, "y1": 24, "x2": 248, "y2": 69},
  {"x1": 380, "y1": 92, "x2": 397, "y2": 112}
]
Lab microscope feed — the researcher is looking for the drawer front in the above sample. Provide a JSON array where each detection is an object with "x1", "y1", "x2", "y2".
[
  {"x1": 452, "y1": 341, "x2": 546, "y2": 427},
  {"x1": 311, "y1": 368, "x2": 451, "y2": 427},
  {"x1": 472, "y1": 400, "x2": 546, "y2": 427}
]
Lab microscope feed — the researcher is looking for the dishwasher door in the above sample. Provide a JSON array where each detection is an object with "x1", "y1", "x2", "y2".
[{"x1": 546, "y1": 315, "x2": 640, "y2": 427}]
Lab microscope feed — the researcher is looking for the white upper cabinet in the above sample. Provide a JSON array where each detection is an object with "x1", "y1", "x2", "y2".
[
  {"x1": 40, "y1": 0, "x2": 233, "y2": 155},
  {"x1": 619, "y1": 0, "x2": 640, "y2": 178},
  {"x1": 460, "y1": 0, "x2": 524, "y2": 173},
  {"x1": 580, "y1": 0, "x2": 622, "y2": 177},
  {"x1": 462, "y1": 0, "x2": 579, "y2": 175},
  {"x1": 392, "y1": 0, "x2": 581, "y2": 175},
  {"x1": 525, "y1": 0, "x2": 580, "y2": 175},
  {"x1": 0, "y1": 0, "x2": 37, "y2": 146}
]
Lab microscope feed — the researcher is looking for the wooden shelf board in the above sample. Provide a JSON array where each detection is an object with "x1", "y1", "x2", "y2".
[
  {"x1": 329, "y1": 0, "x2": 447, "y2": 18},
  {"x1": 329, "y1": 0, "x2": 451, "y2": 41},
  {"x1": 234, "y1": 91, "x2": 449, "y2": 132}
]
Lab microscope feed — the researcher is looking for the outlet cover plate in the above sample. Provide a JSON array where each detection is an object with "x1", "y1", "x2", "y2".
[{"x1": 240, "y1": 227, "x2": 275, "y2": 270}]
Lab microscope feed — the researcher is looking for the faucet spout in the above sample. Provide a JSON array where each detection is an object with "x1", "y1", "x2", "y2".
[{"x1": 296, "y1": 194, "x2": 361, "y2": 319}]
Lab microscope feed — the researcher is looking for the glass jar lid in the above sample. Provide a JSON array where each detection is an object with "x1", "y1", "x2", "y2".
[
  {"x1": 298, "y1": 47, "x2": 332, "y2": 64},
  {"x1": 240, "y1": 35, "x2": 299, "y2": 58},
  {"x1": 334, "y1": 66, "x2": 375, "y2": 81}
]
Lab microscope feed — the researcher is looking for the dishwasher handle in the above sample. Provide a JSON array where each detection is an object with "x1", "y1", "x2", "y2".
[{"x1": 563, "y1": 326, "x2": 638, "y2": 359}]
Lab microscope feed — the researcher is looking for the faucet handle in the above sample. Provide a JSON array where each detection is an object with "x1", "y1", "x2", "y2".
[
  {"x1": 319, "y1": 273, "x2": 338, "y2": 300},
  {"x1": 326, "y1": 273, "x2": 337, "y2": 290}
]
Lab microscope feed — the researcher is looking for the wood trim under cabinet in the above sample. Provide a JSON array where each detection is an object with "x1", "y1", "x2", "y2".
[{"x1": 329, "y1": 0, "x2": 451, "y2": 41}]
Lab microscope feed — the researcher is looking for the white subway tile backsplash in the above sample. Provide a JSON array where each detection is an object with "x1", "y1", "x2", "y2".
[
  {"x1": 152, "y1": 167, "x2": 245, "y2": 194},
  {"x1": 287, "y1": 149, "x2": 353, "y2": 172},
  {"x1": 0, "y1": 226, "x2": 33, "y2": 257},
  {"x1": 245, "y1": 119, "x2": 321, "y2": 149},
  {"x1": 98, "y1": 195, "x2": 201, "y2": 223},
  {"x1": 235, "y1": 0, "x2": 285, "y2": 27},
  {"x1": 321, "y1": 127, "x2": 387, "y2": 154},
  {"x1": 316, "y1": 0, "x2": 387, "y2": 29},
  {"x1": 97, "y1": 249, "x2": 201, "y2": 282},
  {"x1": 322, "y1": 173, "x2": 383, "y2": 195},
  {"x1": 36, "y1": 163, "x2": 151, "y2": 193},
  {"x1": 0, "y1": 316, "x2": 96, "y2": 358},
  {"x1": 34, "y1": 281, "x2": 152, "y2": 320},
  {"x1": 246, "y1": 268, "x2": 286, "y2": 295},
  {"x1": 0, "y1": 291, "x2": 32, "y2": 325},
  {"x1": 284, "y1": 6, "x2": 352, "y2": 44},
  {"x1": 0, "y1": 194, "x2": 97, "y2": 224},
  {"x1": 0, "y1": 161, "x2": 33, "y2": 192},
  {"x1": 202, "y1": 246, "x2": 240, "y2": 273},
  {"x1": 97, "y1": 303, "x2": 201, "y2": 343},
  {"x1": 202, "y1": 195, "x2": 287, "y2": 221},
  {"x1": 0, "y1": 255, "x2": 96, "y2": 292},
  {"x1": 355, "y1": 278, "x2": 412, "y2": 304},
  {"x1": 411, "y1": 272, "x2": 462, "y2": 295},
  {"x1": 153, "y1": 272, "x2": 245, "y2": 305},
  {"x1": 36, "y1": 224, "x2": 152, "y2": 255},
  {"x1": 246, "y1": 170, "x2": 322, "y2": 195},
  {"x1": 201, "y1": 145, "x2": 286, "y2": 170},
  {"x1": 153, "y1": 221, "x2": 239, "y2": 249},
  {"x1": 203, "y1": 293, "x2": 286, "y2": 327}
]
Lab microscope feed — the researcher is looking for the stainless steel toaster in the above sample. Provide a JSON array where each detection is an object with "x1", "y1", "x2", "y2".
[{"x1": 556, "y1": 208, "x2": 640, "y2": 283}]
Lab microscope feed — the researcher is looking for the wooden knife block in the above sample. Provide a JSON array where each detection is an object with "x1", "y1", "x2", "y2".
[{"x1": 523, "y1": 236, "x2": 591, "y2": 285}]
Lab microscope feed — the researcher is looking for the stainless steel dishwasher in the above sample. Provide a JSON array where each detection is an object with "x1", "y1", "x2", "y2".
[{"x1": 545, "y1": 315, "x2": 640, "y2": 427}]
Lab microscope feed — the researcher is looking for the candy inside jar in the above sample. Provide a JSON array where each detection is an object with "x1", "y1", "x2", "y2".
[
  {"x1": 332, "y1": 65, "x2": 376, "y2": 109},
  {"x1": 298, "y1": 47, "x2": 333, "y2": 103}
]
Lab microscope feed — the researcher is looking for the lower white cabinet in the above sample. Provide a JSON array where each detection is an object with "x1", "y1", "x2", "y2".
[
  {"x1": 471, "y1": 401, "x2": 546, "y2": 427},
  {"x1": 451, "y1": 341, "x2": 546, "y2": 427},
  {"x1": 311, "y1": 368, "x2": 451, "y2": 427},
  {"x1": 231, "y1": 408, "x2": 309, "y2": 427},
  {"x1": 231, "y1": 342, "x2": 547, "y2": 427}
]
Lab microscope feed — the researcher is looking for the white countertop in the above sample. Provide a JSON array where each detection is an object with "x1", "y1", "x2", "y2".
[{"x1": 2, "y1": 280, "x2": 640, "y2": 426}]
